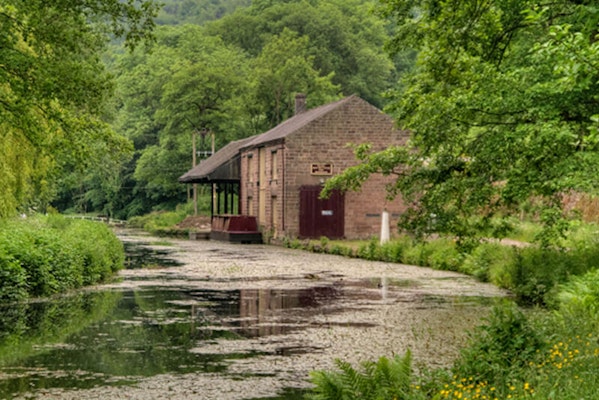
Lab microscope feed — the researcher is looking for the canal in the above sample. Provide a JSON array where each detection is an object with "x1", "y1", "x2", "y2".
[{"x1": 0, "y1": 230, "x2": 507, "y2": 399}]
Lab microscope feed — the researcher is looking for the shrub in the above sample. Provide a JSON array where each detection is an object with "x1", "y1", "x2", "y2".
[
  {"x1": 461, "y1": 243, "x2": 515, "y2": 284},
  {"x1": 379, "y1": 237, "x2": 412, "y2": 263},
  {"x1": 425, "y1": 239, "x2": 463, "y2": 271},
  {"x1": 0, "y1": 249, "x2": 27, "y2": 303},
  {"x1": 402, "y1": 241, "x2": 435, "y2": 267},
  {"x1": 356, "y1": 237, "x2": 380, "y2": 260},
  {"x1": 128, "y1": 201, "x2": 197, "y2": 233},
  {"x1": 556, "y1": 268, "x2": 599, "y2": 320},
  {"x1": 450, "y1": 303, "x2": 545, "y2": 398},
  {"x1": 0, "y1": 216, "x2": 124, "y2": 302},
  {"x1": 63, "y1": 220, "x2": 124, "y2": 284},
  {"x1": 506, "y1": 245, "x2": 594, "y2": 305}
]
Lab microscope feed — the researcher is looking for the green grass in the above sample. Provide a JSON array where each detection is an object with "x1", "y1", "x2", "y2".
[{"x1": 127, "y1": 201, "x2": 200, "y2": 236}]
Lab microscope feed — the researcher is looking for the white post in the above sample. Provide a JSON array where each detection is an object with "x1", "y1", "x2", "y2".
[{"x1": 380, "y1": 209, "x2": 390, "y2": 245}]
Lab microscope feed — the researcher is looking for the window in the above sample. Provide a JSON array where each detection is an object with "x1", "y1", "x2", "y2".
[
  {"x1": 247, "y1": 153, "x2": 254, "y2": 182},
  {"x1": 271, "y1": 150, "x2": 278, "y2": 180}
]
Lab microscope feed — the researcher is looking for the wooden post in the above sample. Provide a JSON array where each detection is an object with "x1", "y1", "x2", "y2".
[
  {"x1": 211, "y1": 130, "x2": 216, "y2": 218},
  {"x1": 192, "y1": 130, "x2": 198, "y2": 216}
]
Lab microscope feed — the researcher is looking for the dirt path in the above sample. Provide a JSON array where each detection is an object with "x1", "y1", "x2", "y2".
[{"x1": 29, "y1": 230, "x2": 508, "y2": 400}]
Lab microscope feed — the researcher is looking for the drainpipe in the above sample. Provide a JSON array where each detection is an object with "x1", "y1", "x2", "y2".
[{"x1": 282, "y1": 144, "x2": 286, "y2": 234}]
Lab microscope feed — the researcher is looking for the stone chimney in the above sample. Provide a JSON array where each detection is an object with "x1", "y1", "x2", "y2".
[{"x1": 294, "y1": 93, "x2": 306, "y2": 115}]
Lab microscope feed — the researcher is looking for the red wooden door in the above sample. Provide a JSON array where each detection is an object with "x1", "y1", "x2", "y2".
[{"x1": 299, "y1": 186, "x2": 345, "y2": 238}]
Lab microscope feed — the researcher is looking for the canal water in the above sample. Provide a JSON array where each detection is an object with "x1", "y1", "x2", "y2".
[{"x1": 0, "y1": 233, "x2": 506, "y2": 399}]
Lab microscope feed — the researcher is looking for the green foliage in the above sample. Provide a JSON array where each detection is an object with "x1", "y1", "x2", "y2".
[
  {"x1": 0, "y1": 216, "x2": 124, "y2": 302},
  {"x1": 324, "y1": 0, "x2": 599, "y2": 244},
  {"x1": 557, "y1": 268, "x2": 599, "y2": 320},
  {"x1": 423, "y1": 303, "x2": 599, "y2": 400},
  {"x1": 0, "y1": 0, "x2": 158, "y2": 217},
  {"x1": 356, "y1": 237, "x2": 380, "y2": 261},
  {"x1": 127, "y1": 200, "x2": 202, "y2": 235},
  {"x1": 0, "y1": 249, "x2": 27, "y2": 303},
  {"x1": 208, "y1": 0, "x2": 395, "y2": 107},
  {"x1": 460, "y1": 243, "x2": 513, "y2": 284},
  {"x1": 507, "y1": 243, "x2": 596, "y2": 305},
  {"x1": 247, "y1": 28, "x2": 341, "y2": 128},
  {"x1": 420, "y1": 239, "x2": 463, "y2": 271},
  {"x1": 156, "y1": 0, "x2": 250, "y2": 25},
  {"x1": 307, "y1": 351, "x2": 423, "y2": 400},
  {"x1": 451, "y1": 304, "x2": 545, "y2": 397}
]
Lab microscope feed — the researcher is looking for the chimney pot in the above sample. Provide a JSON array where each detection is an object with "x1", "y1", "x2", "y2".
[{"x1": 294, "y1": 93, "x2": 306, "y2": 115}]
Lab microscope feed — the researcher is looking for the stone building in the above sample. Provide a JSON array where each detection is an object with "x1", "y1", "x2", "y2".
[{"x1": 180, "y1": 94, "x2": 409, "y2": 240}]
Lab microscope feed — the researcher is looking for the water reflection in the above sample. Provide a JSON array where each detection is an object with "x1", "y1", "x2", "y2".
[
  {"x1": 0, "y1": 283, "x2": 347, "y2": 399},
  {"x1": 0, "y1": 237, "x2": 503, "y2": 400},
  {"x1": 123, "y1": 241, "x2": 183, "y2": 269}
]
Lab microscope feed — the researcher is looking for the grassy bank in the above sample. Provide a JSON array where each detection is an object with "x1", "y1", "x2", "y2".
[
  {"x1": 127, "y1": 202, "x2": 207, "y2": 237},
  {"x1": 303, "y1": 225, "x2": 599, "y2": 399},
  {"x1": 308, "y1": 281, "x2": 599, "y2": 400},
  {"x1": 285, "y1": 223, "x2": 599, "y2": 306},
  {"x1": 0, "y1": 215, "x2": 124, "y2": 302}
]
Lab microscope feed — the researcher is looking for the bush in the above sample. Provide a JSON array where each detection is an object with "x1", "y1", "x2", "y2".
[
  {"x1": 356, "y1": 237, "x2": 380, "y2": 260},
  {"x1": 63, "y1": 220, "x2": 124, "y2": 284},
  {"x1": 128, "y1": 201, "x2": 197, "y2": 233},
  {"x1": 379, "y1": 237, "x2": 412, "y2": 263},
  {"x1": 0, "y1": 216, "x2": 124, "y2": 302},
  {"x1": 556, "y1": 268, "x2": 599, "y2": 320},
  {"x1": 506, "y1": 245, "x2": 594, "y2": 305},
  {"x1": 461, "y1": 243, "x2": 515, "y2": 284},
  {"x1": 0, "y1": 249, "x2": 27, "y2": 302},
  {"x1": 449, "y1": 303, "x2": 545, "y2": 398},
  {"x1": 425, "y1": 238, "x2": 463, "y2": 271}
]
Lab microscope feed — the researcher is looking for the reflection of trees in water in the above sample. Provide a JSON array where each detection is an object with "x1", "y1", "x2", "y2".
[
  {"x1": 0, "y1": 291, "x2": 122, "y2": 367},
  {"x1": 238, "y1": 286, "x2": 341, "y2": 337},
  {"x1": 0, "y1": 284, "x2": 341, "y2": 398}
]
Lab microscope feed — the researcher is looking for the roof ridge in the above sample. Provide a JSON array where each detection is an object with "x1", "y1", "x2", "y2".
[{"x1": 242, "y1": 95, "x2": 356, "y2": 149}]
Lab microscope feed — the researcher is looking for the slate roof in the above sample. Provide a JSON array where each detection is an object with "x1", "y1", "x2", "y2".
[
  {"x1": 241, "y1": 95, "x2": 355, "y2": 149},
  {"x1": 178, "y1": 136, "x2": 256, "y2": 183},
  {"x1": 179, "y1": 95, "x2": 364, "y2": 183}
]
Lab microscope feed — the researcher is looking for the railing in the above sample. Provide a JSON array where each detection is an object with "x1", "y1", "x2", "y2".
[{"x1": 64, "y1": 215, "x2": 127, "y2": 226}]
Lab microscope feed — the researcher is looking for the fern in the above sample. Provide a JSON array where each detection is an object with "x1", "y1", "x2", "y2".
[{"x1": 306, "y1": 350, "x2": 422, "y2": 400}]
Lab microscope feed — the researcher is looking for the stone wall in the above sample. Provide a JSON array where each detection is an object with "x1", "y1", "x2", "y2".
[{"x1": 241, "y1": 96, "x2": 410, "y2": 239}]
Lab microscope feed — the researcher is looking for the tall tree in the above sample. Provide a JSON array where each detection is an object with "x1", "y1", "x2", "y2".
[
  {"x1": 110, "y1": 25, "x2": 252, "y2": 216},
  {"x1": 248, "y1": 28, "x2": 340, "y2": 129},
  {"x1": 206, "y1": 0, "x2": 394, "y2": 107},
  {"x1": 325, "y1": 0, "x2": 599, "y2": 244},
  {"x1": 156, "y1": 0, "x2": 251, "y2": 25},
  {"x1": 0, "y1": 0, "x2": 158, "y2": 216}
]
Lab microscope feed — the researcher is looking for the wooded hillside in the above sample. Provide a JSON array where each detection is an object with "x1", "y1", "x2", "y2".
[{"x1": 50, "y1": 0, "x2": 400, "y2": 219}]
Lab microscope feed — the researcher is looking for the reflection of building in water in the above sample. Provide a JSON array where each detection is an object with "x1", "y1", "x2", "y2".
[{"x1": 238, "y1": 286, "x2": 340, "y2": 337}]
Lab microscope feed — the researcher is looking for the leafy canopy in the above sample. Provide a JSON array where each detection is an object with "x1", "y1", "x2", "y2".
[
  {"x1": 326, "y1": 0, "x2": 599, "y2": 243},
  {"x1": 0, "y1": 0, "x2": 158, "y2": 216}
]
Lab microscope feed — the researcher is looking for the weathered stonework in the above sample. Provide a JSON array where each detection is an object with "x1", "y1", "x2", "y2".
[{"x1": 240, "y1": 96, "x2": 409, "y2": 239}]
